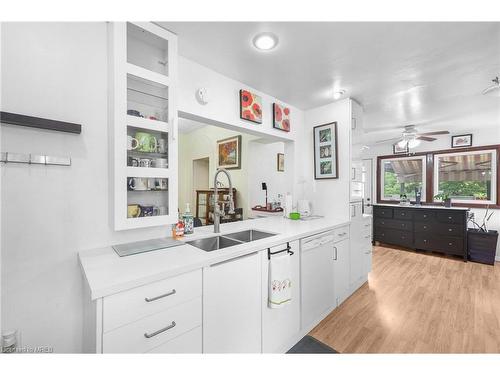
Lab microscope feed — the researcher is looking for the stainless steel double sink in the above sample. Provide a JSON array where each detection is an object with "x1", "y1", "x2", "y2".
[{"x1": 187, "y1": 229, "x2": 276, "y2": 252}]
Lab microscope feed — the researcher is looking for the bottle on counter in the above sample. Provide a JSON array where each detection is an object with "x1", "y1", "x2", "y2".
[
  {"x1": 182, "y1": 203, "x2": 194, "y2": 235},
  {"x1": 172, "y1": 213, "x2": 185, "y2": 239}
]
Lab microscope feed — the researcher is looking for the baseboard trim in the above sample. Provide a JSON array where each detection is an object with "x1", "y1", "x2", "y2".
[{"x1": 496, "y1": 256, "x2": 500, "y2": 262}]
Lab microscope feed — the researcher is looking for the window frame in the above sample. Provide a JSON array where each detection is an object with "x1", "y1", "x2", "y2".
[
  {"x1": 380, "y1": 155, "x2": 427, "y2": 202},
  {"x1": 433, "y1": 149, "x2": 497, "y2": 205},
  {"x1": 376, "y1": 144, "x2": 500, "y2": 209}
]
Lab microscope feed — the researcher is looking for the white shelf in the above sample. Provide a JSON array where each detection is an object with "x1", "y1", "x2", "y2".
[
  {"x1": 127, "y1": 115, "x2": 168, "y2": 133},
  {"x1": 125, "y1": 166, "x2": 172, "y2": 178},
  {"x1": 127, "y1": 63, "x2": 170, "y2": 86}
]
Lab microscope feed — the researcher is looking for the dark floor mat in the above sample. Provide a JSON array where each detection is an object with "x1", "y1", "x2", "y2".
[{"x1": 286, "y1": 335, "x2": 338, "y2": 353}]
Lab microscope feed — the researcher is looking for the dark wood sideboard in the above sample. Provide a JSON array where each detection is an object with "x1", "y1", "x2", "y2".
[{"x1": 373, "y1": 204, "x2": 469, "y2": 261}]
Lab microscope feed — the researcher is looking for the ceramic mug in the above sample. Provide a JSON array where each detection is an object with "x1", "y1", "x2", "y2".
[
  {"x1": 127, "y1": 135, "x2": 139, "y2": 151},
  {"x1": 135, "y1": 132, "x2": 157, "y2": 153},
  {"x1": 156, "y1": 178, "x2": 168, "y2": 190},
  {"x1": 157, "y1": 139, "x2": 167, "y2": 154},
  {"x1": 141, "y1": 205, "x2": 154, "y2": 217},
  {"x1": 139, "y1": 158, "x2": 152, "y2": 168},
  {"x1": 128, "y1": 156, "x2": 139, "y2": 167},
  {"x1": 127, "y1": 204, "x2": 141, "y2": 218},
  {"x1": 128, "y1": 177, "x2": 148, "y2": 191},
  {"x1": 153, "y1": 158, "x2": 167, "y2": 168}
]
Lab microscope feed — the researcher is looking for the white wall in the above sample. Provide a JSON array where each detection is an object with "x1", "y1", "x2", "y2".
[
  {"x1": 0, "y1": 22, "x2": 178, "y2": 353},
  {"x1": 247, "y1": 141, "x2": 287, "y2": 209},
  {"x1": 299, "y1": 99, "x2": 352, "y2": 221},
  {"x1": 364, "y1": 124, "x2": 500, "y2": 258}
]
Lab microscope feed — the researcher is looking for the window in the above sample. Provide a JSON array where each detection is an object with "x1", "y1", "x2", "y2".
[
  {"x1": 377, "y1": 145, "x2": 500, "y2": 208},
  {"x1": 381, "y1": 155, "x2": 426, "y2": 201},
  {"x1": 434, "y1": 149, "x2": 497, "y2": 204}
]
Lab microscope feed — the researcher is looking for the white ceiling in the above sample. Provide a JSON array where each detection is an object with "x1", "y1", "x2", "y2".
[
  {"x1": 160, "y1": 22, "x2": 500, "y2": 141},
  {"x1": 178, "y1": 117, "x2": 207, "y2": 134}
]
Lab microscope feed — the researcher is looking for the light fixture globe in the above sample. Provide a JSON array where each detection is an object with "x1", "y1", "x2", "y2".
[{"x1": 252, "y1": 32, "x2": 279, "y2": 51}]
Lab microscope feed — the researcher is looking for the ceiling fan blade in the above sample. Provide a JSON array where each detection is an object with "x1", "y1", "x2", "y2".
[
  {"x1": 375, "y1": 137, "x2": 402, "y2": 144},
  {"x1": 417, "y1": 136, "x2": 437, "y2": 142},
  {"x1": 418, "y1": 131, "x2": 450, "y2": 136}
]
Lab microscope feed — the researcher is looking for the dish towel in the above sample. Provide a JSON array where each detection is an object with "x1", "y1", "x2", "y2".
[{"x1": 268, "y1": 253, "x2": 292, "y2": 308}]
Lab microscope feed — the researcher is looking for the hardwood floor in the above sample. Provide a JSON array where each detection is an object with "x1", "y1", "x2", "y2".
[{"x1": 309, "y1": 245, "x2": 500, "y2": 353}]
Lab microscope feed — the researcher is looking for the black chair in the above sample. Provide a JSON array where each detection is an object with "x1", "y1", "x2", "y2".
[{"x1": 193, "y1": 217, "x2": 203, "y2": 227}]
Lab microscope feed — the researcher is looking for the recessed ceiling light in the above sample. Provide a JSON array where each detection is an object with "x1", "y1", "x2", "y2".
[
  {"x1": 252, "y1": 32, "x2": 279, "y2": 51},
  {"x1": 333, "y1": 90, "x2": 346, "y2": 100}
]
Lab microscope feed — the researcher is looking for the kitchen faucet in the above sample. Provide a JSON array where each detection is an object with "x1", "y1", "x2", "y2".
[{"x1": 213, "y1": 168, "x2": 235, "y2": 233}]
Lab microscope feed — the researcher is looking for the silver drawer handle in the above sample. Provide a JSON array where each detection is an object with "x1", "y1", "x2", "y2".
[
  {"x1": 364, "y1": 235, "x2": 371, "y2": 239},
  {"x1": 145, "y1": 289, "x2": 176, "y2": 302},
  {"x1": 448, "y1": 228, "x2": 452, "y2": 232},
  {"x1": 144, "y1": 321, "x2": 176, "y2": 338},
  {"x1": 365, "y1": 223, "x2": 371, "y2": 227},
  {"x1": 339, "y1": 232, "x2": 347, "y2": 236}
]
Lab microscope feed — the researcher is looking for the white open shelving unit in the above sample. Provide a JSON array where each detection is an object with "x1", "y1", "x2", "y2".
[{"x1": 108, "y1": 22, "x2": 178, "y2": 230}]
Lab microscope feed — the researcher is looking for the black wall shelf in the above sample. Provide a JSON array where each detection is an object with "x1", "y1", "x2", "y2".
[{"x1": 0, "y1": 111, "x2": 82, "y2": 134}]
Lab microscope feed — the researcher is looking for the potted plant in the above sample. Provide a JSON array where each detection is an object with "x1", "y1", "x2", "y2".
[{"x1": 434, "y1": 192, "x2": 452, "y2": 207}]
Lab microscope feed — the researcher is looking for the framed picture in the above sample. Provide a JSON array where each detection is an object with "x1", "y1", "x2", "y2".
[
  {"x1": 239, "y1": 89, "x2": 262, "y2": 124},
  {"x1": 273, "y1": 103, "x2": 290, "y2": 132},
  {"x1": 451, "y1": 134, "x2": 472, "y2": 148},
  {"x1": 393, "y1": 142, "x2": 409, "y2": 154},
  {"x1": 277, "y1": 153, "x2": 285, "y2": 172},
  {"x1": 217, "y1": 135, "x2": 242, "y2": 169},
  {"x1": 313, "y1": 122, "x2": 338, "y2": 179}
]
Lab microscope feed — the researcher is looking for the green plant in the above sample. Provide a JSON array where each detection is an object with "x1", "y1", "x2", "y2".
[{"x1": 434, "y1": 192, "x2": 450, "y2": 201}]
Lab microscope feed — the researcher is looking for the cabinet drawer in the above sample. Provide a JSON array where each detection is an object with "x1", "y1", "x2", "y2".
[
  {"x1": 374, "y1": 228, "x2": 413, "y2": 248},
  {"x1": 414, "y1": 222, "x2": 463, "y2": 236},
  {"x1": 394, "y1": 208, "x2": 412, "y2": 220},
  {"x1": 333, "y1": 225, "x2": 350, "y2": 242},
  {"x1": 103, "y1": 269, "x2": 202, "y2": 333},
  {"x1": 413, "y1": 210, "x2": 435, "y2": 222},
  {"x1": 376, "y1": 218, "x2": 412, "y2": 231},
  {"x1": 146, "y1": 326, "x2": 202, "y2": 353},
  {"x1": 103, "y1": 297, "x2": 201, "y2": 353},
  {"x1": 374, "y1": 207, "x2": 393, "y2": 218},
  {"x1": 436, "y1": 211, "x2": 464, "y2": 224}
]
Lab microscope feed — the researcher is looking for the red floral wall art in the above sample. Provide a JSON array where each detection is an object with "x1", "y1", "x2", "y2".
[
  {"x1": 273, "y1": 103, "x2": 290, "y2": 132},
  {"x1": 239, "y1": 89, "x2": 262, "y2": 124}
]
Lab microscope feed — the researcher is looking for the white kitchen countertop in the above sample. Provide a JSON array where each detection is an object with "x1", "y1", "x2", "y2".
[{"x1": 79, "y1": 216, "x2": 350, "y2": 300}]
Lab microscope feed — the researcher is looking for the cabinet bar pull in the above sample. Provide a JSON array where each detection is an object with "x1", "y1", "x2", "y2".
[
  {"x1": 144, "y1": 321, "x2": 176, "y2": 338},
  {"x1": 145, "y1": 289, "x2": 176, "y2": 302},
  {"x1": 333, "y1": 246, "x2": 338, "y2": 260}
]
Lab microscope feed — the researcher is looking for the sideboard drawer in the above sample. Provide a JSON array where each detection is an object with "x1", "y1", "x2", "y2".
[
  {"x1": 103, "y1": 297, "x2": 202, "y2": 353},
  {"x1": 374, "y1": 207, "x2": 393, "y2": 218},
  {"x1": 436, "y1": 211, "x2": 464, "y2": 224},
  {"x1": 394, "y1": 208, "x2": 412, "y2": 220},
  {"x1": 376, "y1": 218, "x2": 413, "y2": 231},
  {"x1": 413, "y1": 210, "x2": 435, "y2": 222},
  {"x1": 414, "y1": 222, "x2": 463, "y2": 236},
  {"x1": 415, "y1": 236, "x2": 463, "y2": 255},
  {"x1": 374, "y1": 228, "x2": 413, "y2": 248},
  {"x1": 103, "y1": 269, "x2": 202, "y2": 333}
]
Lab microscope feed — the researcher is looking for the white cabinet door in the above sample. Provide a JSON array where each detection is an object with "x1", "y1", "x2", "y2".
[
  {"x1": 301, "y1": 240, "x2": 335, "y2": 329},
  {"x1": 203, "y1": 252, "x2": 262, "y2": 353},
  {"x1": 364, "y1": 246, "x2": 373, "y2": 275},
  {"x1": 262, "y1": 241, "x2": 300, "y2": 353},
  {"x1": 333, "y1": 239, "x2": 350, "y2": 307}
]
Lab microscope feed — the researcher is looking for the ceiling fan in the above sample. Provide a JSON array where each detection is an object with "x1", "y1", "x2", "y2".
[
  {"x1": 376, "y1": 125, "x2": 450, "y2": 148},
  {"x1": 482, "y1": 76, "x2": 500, "y2": 96}
]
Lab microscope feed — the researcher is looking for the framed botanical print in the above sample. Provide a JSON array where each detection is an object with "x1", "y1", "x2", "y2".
[
  {"x1": 313, "y1": 122, "x2": 338, "y2": 179},
  {"x1": 277, "y1": 153, "x2": 285, "y2": 172},
  {"x1": 451, "y1": 134, "x2": 472, "y2": 148},
  {"x1": 239, "y1": 89, "x2": 262, "y2": 124},
  {"x1": 217, "y1": 135, "x2": 242, "y2": 169},
  {"x1": 273, "y1": 103, "x2": 290, "y2": 132}
]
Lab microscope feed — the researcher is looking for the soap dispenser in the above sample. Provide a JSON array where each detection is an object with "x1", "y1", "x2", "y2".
[{"x1": 182, "y1": 203, "x2": 194, "y2": 235}]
